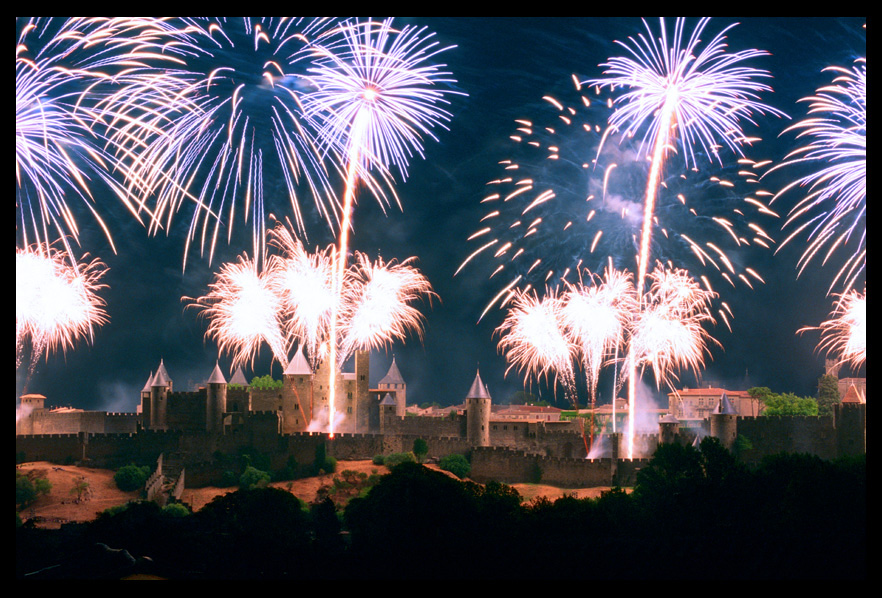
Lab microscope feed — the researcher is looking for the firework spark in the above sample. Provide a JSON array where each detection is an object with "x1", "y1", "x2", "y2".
[
  {"x1": 16, "y1": 243, "x2": 109, "y2": 374},
  {"x1": 301, "y1": 17, "x2": 461, "y2": 435},
  {"x1": 769, "y1": 58, "x2": 866, "y2": 292},
  {"x1": 187, "y1": 253, "x2": 288, "y2": 370},
  {"x1": 103, "y1": 17, "x2": 344, "y2": 266},
  {"x1": 587, "y1": 17, "x2": 783, "y2": 457},
  {"x1": 16, "y1": 17, "x2": 180, "y2": 256},
  {"x1": 805, "y1": 288, "x2": 866, "y2": 369},
  {"x1": 628, "y1": 264, "x2": 719, "y2": 390},
  {"x1": 188, "y1": 223, "x2": 434, "y2": 424}
]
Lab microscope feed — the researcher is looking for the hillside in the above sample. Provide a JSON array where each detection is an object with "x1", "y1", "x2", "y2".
[{"x1": 17, "y1": 460, "x2": 621, "y2": 527}]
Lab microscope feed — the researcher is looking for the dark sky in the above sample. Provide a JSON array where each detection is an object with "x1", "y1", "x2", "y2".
[{"x1": 17, "y1": 17, "x2": 866, "y2": 414}]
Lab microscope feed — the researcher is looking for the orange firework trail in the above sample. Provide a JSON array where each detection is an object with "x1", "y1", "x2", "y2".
[
  {"x1": 300, "y1": 18, "x2": 461, "y2": 435},
  {"x1": 587, "y1": 17, "x2": 784, "y2": 457}
]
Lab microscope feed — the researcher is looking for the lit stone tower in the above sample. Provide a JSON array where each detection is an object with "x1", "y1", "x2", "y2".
[
  {"x1": 709, "y1": 393, "x2": 737, "y2": 450},
  {"x1": 206, "y1": 362, "x2": 227, "y2": 433},
  {"x1": 282, "y1": 346, "x2": 314, "y2": 433},
  {"x1": 354, "y1": 349, "x2": 371, "y2": 432},
  {"x1": 150, "y1": 359, "x2": 172, "y2": 430},
  {"x1": 378, "y1": 356, "x2": 407, "y2": 417},
  {"x1": 465, "y1": 369, "x2": 492, "y2": 447}
]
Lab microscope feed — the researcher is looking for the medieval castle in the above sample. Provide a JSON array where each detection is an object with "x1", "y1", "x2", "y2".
[{"x1": 16, "y1": 350, "x2": 866, "y2": 491}]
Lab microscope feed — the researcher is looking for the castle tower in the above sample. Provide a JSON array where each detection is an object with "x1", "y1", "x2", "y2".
[
  {"x1": 140, "y1": 371, "x2": 153, "y2": 426},
  {"x1": 709, "y1": 393, "x2": 737, "y2": 450},
  {"x1": 379, "y1": 393, "x2": 397, "y2": 434},
  {"x1": 465, "y1": 369, "x2": 492, "y2": 447},
  {"x1": 354, "y1": 350, "x2": 371, "y2": 432},
  {"x1": 282, "y1": 346, "x2": 314, "y2": 433},
  {"x1": 378, "y1": 356, "x2": 407, "y2": 417},
  {"x1": 206, "y1": 362, "x2": 227, "y2": 433},
  {"x1": 149, "y1": 359, "x2": 172, "y2": 430},
  {"x1": 658, "y1": 413, "x2": 680, "y2": 445}
]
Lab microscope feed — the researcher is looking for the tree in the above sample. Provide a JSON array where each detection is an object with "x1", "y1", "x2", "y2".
[
  {"x1": 249, "y1": 375, "x2": 282, "y2": 391},
  {"x1": 113, "y1": 464, "x2": 151, "y2": 492},
  {"x1": 439, "y1": 454, "x2": 470, "y2": 479},
  {"x1": 16, "y1": 471, "x2": 51, "y2": 510},
  {"x1": 239, "y1": 465, "x2": 271, "y2": 490},
  {"x1": 817, "y1": 374, "x2": 841, "y2": 417},
  {"x1": 70, "y1": 477, "x2": 90, "y2": 502},
  {"x1": 749, "y1": 387, "x2": 819, "y2": 416},
  {"x1": 412, "y1": 438, "x2": 428, "y2": 463},
  {"x1": 762, "y1": 392, "x2": 819, "y2": 416}
]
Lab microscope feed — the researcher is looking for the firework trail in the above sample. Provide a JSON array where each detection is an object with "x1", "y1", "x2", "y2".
[
  {"x1": 16, "y1": 243, "x2": 109, "y2": 379},
  {"x1": 801, "y1": 288, "x2": 866, "y2": 370},
  {"x1": 767, "y1": 58, "x2": 866, "y2": 293},
  {"x1": 561, "y1": 263, "x2": 636, "y2": 448},
  {"x1": 102, "y1": 17, "x2": 348, "y2": 268},
  {"x1": 16, "y1": 17, "x2": 182, "y2": 258},
  {"x1": 301, "y1": 17, "x2": 461, "y2": 435},
  {"x1": 586, "y1": 17, "x2": 784, "y2": 457}
]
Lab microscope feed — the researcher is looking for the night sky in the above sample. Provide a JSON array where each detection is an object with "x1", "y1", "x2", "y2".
[{"x1": 16, "y1": 17, "x2": 866, "y2": 414}]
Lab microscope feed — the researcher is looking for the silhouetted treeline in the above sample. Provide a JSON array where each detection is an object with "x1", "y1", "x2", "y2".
[{"x1": 16, "y1": 439, "x2": 865, "y2": 579}]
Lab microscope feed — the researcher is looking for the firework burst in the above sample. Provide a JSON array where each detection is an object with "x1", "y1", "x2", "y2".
[
  {"x1": 16, "y1": 17, "x2": 182, "y2": 256},
  {"x1": 803, "y1": 288, "x2": 866, "y2": 370},
  {"x1": 300, "y1": 17, "x2": 461, "y2": 435},
  {"x1": 768, "y1": 58, "x2": 866, "y2": 292},
  {"x1": 188, "y1": 221, "x2": 434, "y2": 399},
  {"x1": 16, "y1": 243, "x2": 109, "y2": 375},
  {"x1": 187, "y1": 253, "x2": 288, "y2": 370},
  {"x1": 103, "y1": 17, "x2": 346, "y2": 266}
]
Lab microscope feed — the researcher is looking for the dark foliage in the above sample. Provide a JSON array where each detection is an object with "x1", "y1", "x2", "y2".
[{"x1": 16, "y1": 449, "x2": 865, "y2": 580}]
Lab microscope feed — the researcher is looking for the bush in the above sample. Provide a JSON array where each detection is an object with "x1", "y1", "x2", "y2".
[
  {"x1": 383, "y1": 452, "x2": 416, "y2": 468},
  {"x1": 16, "y1": 471, "x2": 51, "y2": 510},
  {"x1": 439, "y1": 454, "x2": 471, "y2": 479},
  {"x1": 161, "y1": 502, "x2": 190, "y2": 518},
  {"x1": 114, "y1": 464, "x2": 151, "y2": 492},
  {"x1": 239, "y1": 465, "x2": 271, "y2": 490},
  {"x1": 372, "y1": 454, "x2": 386, "y2": 466},
  {"x1": 412, "y1": 438, "x2": 428, "y2": 463}
]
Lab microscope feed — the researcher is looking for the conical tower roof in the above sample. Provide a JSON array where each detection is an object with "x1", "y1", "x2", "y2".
[
  {"x1": 466, "y1": 369, "x2": 492, "y2": 400},
  {"x1": 230, "y1": 366, "x2": 248, "y2": 386},
  {"x1": 284, "y1": 346, "x2": 313, "y2": 376},
  {"x1": 842, "y1": 384, "x2": 863, "y2": 403},
  {"x1": 207, "y1": 361, "x2": 226, "y2": 384},
  {"x1": 380, "y1": 393, "x2": 397, "y2": 406},
  {"x1": 141, "y1": 371, "x2": 154, "y2": 394},
  {"x1": 713, "y1": 393, "x2": 736, "y2": 415},
  {"x1": 152, "y1": 359, "x2": 171, "y2": 387},
  {"x1": 379, "y1": 357, "x2": 405, "y2": 385}
]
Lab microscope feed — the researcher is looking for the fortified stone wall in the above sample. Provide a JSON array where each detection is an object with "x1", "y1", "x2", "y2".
[
  {"x1": 736, "y1": 415, "x2": 838, "y2": 463},
  {"x1": 470, "y1": 446, "x2": 651, "y2": 488},
  {"x1": 383, "y1": 413, "x2": 465, "y2": 438}
]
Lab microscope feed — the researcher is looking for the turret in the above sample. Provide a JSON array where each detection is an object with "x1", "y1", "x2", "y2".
[
  {"x1": 282, "y1": 347, "x2": 314, "y2": 433},
  {"x1": 140, "y1": 371, "x2": 153, "y2": 425},
  {"x1": 659, "y1": 413, "x2": 680, "y2": 445},
  {"x1": 150, "y1": 359, "x2": 172, "y2": 430},
  {"x1": 206, "y1": 361, "x2": 227, "y2": 433},
  {"x1": 709, "y1": 393, "x2": 737, "y2": 450},
  {"x1": 378, "y1": 356, "x2": 407, "y2": 417},
  {"x1": 379, "y1": 393, "x2": 397, "y2": 434},
  {"x1": 465, "y1": 369, "x2": 492, "y2": 447}
]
